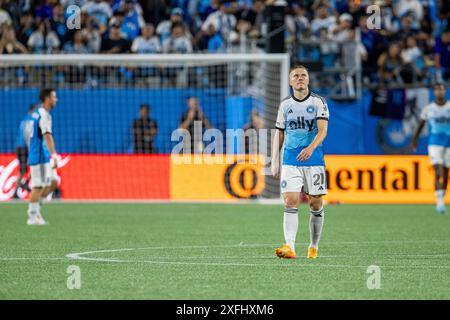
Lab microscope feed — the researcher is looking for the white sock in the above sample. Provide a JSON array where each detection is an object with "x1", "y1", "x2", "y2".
[
  {"x1": 309, "y1": 207, "x2": 324, "y2": 249},
  {"x1": 39, "y1": 197, "x2": 45, "y2": 208},
  {"x1": 435, "y1": 190, "x2": 445, "y2": 206},
  {"x1": 283, "y1": 208, "x2": 298, "y2": 252},
  {"x1": 28, "y1": 202, "x2": 40, "y2": 218}
]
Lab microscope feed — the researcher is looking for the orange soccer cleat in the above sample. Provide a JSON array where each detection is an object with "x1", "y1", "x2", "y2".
[
  {"x1": 275, "y1": 244, "x2": 296, "y2": 259},
  {"x1": 307, "y1": 247, "x2": 318, "y2": 259}
]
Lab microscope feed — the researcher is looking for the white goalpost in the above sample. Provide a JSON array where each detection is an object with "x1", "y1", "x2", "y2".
[{"x1": 0, "y1": 53, "x2": 290, "y2": 201}]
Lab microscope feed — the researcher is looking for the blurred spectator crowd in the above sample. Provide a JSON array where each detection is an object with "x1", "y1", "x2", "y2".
[
  {"x1": 0, "y1": 0, "x2": 449, "y2": 86},
  {"x1": 285, "y1": 0, "x2": 450, "y2": 86}
]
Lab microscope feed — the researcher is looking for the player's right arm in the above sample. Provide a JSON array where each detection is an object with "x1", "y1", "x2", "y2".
[
  {"x1": 271, "y1": 103, "x2": 285, "y2": 179},
  {"x1": 271, "y1": 130, "x2": 284, "y2": 179},
  {"x1": 411, "y1": 120, "x2": 425, "y2": 151},
  {"x1": 411, "y1": 105, "x2": 429, "y2": 151},
  {"x1": 40, "y1": 112, "x2": 58, "y2": 168},
  {"x1": 44, "y1": 133, "x2": 57, "y2": 156}
]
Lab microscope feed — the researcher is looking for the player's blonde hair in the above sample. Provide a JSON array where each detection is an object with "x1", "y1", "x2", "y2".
[{"x1": 289, "y1": 65, "x2": 309, "y2": 76}]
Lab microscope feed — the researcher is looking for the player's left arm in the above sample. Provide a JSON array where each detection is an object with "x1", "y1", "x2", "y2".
[
  {"x1": 44, "y1": 133, "x2": 57, "y2": 155},
  {"x1": 297, "y1": 119, "x2": 328, "y2": 161}
]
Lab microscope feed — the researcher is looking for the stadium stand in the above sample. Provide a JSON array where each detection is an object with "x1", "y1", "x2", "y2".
[{"x1": 0, "y1": 0, "x2": 448, "y2": 86}]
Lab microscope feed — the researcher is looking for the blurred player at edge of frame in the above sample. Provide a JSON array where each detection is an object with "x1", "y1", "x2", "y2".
[
  {"x1": 12, "y1": 104, "x2": 37, "y2": 198},
  {"x1": 411, "y1": 83, "x2": 450, "y2": 214}
]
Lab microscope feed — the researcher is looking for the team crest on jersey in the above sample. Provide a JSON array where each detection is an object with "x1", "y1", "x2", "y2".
[
  {"x1": 281, "y1": 180, "x2": 287, "y2": 188},
  {"x1": 307, "y1": 106, "x2": 315, "y2": 113}
]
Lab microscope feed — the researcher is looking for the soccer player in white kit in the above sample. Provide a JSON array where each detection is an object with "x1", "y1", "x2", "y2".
[
  {"x1": 411, "y1": 83, "x2": 450, "y2": 214},
  {"x1": 27, "y1": 88, "x2": 60, "y2": 225},
  {"x1": 271, "y1": 65, "x2": 329, "y2": 259}
]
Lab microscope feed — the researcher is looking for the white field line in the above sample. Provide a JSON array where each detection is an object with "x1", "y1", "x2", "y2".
[
  {"x1": 2, "y1": 241, "x2": 449, "y2": 264},
  {"x1": 62, "y1": 242, "x2": 450, "y2": 269},
  {"x1": 0, "y1": 257, "x2": 66, "y2": 261}
]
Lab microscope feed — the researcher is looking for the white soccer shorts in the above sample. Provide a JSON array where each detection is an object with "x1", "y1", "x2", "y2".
[
  {"x1": 280, "y1": 165, "x2": 327, "y2": 195},
  {"x1": 30, "y1": 163, "x2": 58, "y2": 188},
  {"x1": 428, "y1": 145, "x2": 450, "y2": 167}
]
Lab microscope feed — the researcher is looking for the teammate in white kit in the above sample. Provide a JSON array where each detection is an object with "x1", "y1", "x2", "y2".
[
  {"x1": 27, "y1": 88, "x2": 60, "y2": 225},
  {"x1": 411, "y1": 83, "x2": 450, "y2": 214},
  {"x1": 271, "y1": 65, "x2": 329, "y2": 259}
]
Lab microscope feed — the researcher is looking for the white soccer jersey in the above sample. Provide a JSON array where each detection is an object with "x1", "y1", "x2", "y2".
[
  {"x1": 38, "y1": 108, "x2": 52, "y2": 135},
  {"x1": 29, "y1": 107, "x2": 52, "y2": 165},
  {"x1": 420, "y1": 101, "x2": 450, "y2": 147},
  {"x1": 275, "y1": 92, "x2": 329, "y2": 166}
]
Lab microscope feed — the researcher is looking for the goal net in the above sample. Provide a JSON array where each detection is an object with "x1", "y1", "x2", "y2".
[{"x1": 0, "y1": 54, "x2": 289, "y2": 201}]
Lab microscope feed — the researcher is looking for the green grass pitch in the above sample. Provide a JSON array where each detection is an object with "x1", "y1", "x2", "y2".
[{"x1": 0, "y1": 202, "x2": 449, "y2": 299}]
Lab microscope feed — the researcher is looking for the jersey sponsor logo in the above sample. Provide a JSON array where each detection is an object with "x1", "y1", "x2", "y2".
[
  {"x1": 433, "y1": 117, "x2": 450, "y2": 124},
  {"x1": 287, "y1": 109, "x2": 293, "y2": 114},
  {"x1": 288, "y1": 116, "x2": 315, "y2": 131}
]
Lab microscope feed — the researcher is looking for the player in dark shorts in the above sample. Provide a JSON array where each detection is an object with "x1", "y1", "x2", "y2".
[{"x1": 13, "y1": 104, "x2": 36, "y2": 198}]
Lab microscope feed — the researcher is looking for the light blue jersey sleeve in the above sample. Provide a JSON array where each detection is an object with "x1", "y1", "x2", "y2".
[
  {"x1": 420, "y1": 104, "x2": 431, "y2": 123},
  {"x1": 420, "y1": 103, "x2": 450, "y2": 147}
]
